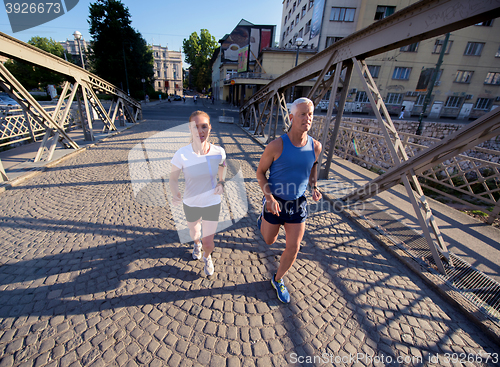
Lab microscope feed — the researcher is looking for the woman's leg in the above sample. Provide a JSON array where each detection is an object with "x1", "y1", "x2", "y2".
[
  {"x1": 186, "y1": 219, "x2": 202, "y2": 244},
  {"x1": 200, "y1": 220, "x2": 219, "y2": 258}
]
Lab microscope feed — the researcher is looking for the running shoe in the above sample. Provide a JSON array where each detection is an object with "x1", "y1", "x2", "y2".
[
  {"x1": 192, "y1": 241, "x2": 202, "y2": 260},
  {"x1": 203, "y1": 255, "x2": 214, "y2": 276},
  {"x1": 271, "y1": 273, "x2": 290, "y2": 303}
]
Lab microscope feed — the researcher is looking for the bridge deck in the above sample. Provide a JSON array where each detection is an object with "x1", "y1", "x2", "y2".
[{"x1": 0, "y1": 99, "x2": 498, "y2": 366}]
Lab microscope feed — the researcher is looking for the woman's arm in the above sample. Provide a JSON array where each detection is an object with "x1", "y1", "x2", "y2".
[{"x1": 169, "y1": 166, "x2": 182, "y2": 205}]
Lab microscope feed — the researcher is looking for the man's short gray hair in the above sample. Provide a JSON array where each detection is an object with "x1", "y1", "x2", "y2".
[{"x1": 290, "y1": 97, "x2": 314, "y2": 116}]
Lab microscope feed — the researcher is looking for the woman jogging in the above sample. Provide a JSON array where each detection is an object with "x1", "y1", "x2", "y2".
[{"x1": 170, "y1": 111, "x2": 226, "y2": 276}]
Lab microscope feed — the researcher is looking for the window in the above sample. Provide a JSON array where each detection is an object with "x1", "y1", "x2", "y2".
[
  {"x1": 374, "y1": 6, "x2": 395, "y2": 20},
  {"x1": 475, "y1": 98, "x2": 493, "y2": 110},
  {"x1": 283, "y1": 32, "x2": 286, "y2": 41},
  {"x1": 485, "y1": 72, "x2": 500, "y2": 85},
  {"x1": 386, "y1": 93, "x2": 403, "y2": 104},
  {"x1": 496, "y1": 46, "x2": 500, "y2": 58},
  {"x1": 286, "y1": 0, "x2": 289, "y2": 7},
  {"x1": 293, "y1": 2, "x2": 296, "y2": 11},
  {"x1": 464, "y1": 42, "x2": 484, "y2": 56},
  {"x1": 455, "y1": 70, "x2": 474, "y2": 83},
  {"x1": 284, "y1": 16, "x2": 287, "y2": 24},
  {"x1": 392, "y1": 67, "x2": 411, "y2": 80},
  {"x1": 445, "y1": 96, "x2": 463, "y2": 108},
  {"x1": 415, "y1": 94, "x2": 430, "y2": 106},
  {"x1": 325, "y1": 36, "x2": 343, "y2": 48},
  {"x1": 367, "y1": 65, "x2": 381, "y2": 78},
  {"x1": 289, "y1": 10, "x2": 291, "y2": 19},
  {"x1": 400, "y1": 42, "x2": 419, "y2": 52},
  {"x1": 163, "y1": 52, "x2": 166, "y2": 58},
  {"x1": 298, "y1": 28, "x2": 303, "y2": 38},
  {"x1": 432, "y1": 39, "x2": 453, "y2": 54},
  {"x1": 164, "y1": 71, "x2": 167, "y2": 78},
  {"x1": 476, "y1": 19, "x2": 493, "y2": 26},
  {"x1": 291, "y1": 21, "x2": 294, "y2": 30},
  {"x1": 296, "y1": 14, "x2": 300, "y2": 24},
  {"x1": 330, "y1": 7, "x2": 355, "y2": 22},
  {"x1": 305, "y1": 20, "x2": 311, "y2": 34},
  {"x1": 309, "y1": 0, "x2": 314, "y2": 10},
  {"x1": 355, "y1": 91, "x2": 369, "y2": 103},
  {"x1": 286, "y1": 27, "x2": 289, "y2": 36},
  {"x1": 302, "y1": 5, "x2": 307, "y2": 17}
]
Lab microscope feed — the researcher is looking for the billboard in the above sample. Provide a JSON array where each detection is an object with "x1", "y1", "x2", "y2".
[
  {"x1": 238, "y1": 46, "x2": 249, "y2": 72},
  {"x1": 310, "y1": 0, "x2": 325, "y2": 40},
  {"x1": 221, "y1": 25, "x2": 274, "y2": 64}
]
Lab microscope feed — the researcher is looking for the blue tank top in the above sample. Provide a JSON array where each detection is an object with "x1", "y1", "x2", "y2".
[{"x1": 268, "y1": 134, "x2": 316, "y2": 200}]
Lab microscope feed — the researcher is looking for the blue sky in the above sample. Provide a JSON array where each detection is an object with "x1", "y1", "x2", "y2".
[{"x1": 0, "y1": 0, "x2": 283, "y2": 60}]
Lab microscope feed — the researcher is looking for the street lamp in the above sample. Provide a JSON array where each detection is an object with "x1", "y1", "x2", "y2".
[
  {"x1": 290, "y1": 37, "x2": 304, "y2": 102},
  {"x1": 73, "y1": 31, "x2": 85, "y2": 69}
]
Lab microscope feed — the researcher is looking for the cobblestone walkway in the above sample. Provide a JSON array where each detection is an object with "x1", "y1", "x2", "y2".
[{"x1": 0, "y1": 114, "x2": 498, "y2": 366}]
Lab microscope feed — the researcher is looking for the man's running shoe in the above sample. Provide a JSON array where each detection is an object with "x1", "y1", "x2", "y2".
[
  {"x1": 192, "y1": 241, "x2": 202, "y2": 260},
  {"x1": 271, "y1": 273, "x2": 290, "y2": 303},
  {"x1": 203, "y1": 255, "x2": 214, "y2": 276}
]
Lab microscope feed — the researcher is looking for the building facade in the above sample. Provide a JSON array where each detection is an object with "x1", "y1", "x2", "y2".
[
  {"x1": 280, "y1": 0, "x2": 500, "y2": 119},
  {"x1": 151, "y1": 45, "x2": 183, "y2": 96},
  {"x1": 60, "y1": 38, "x2": 90, "y2": 68},
  {"x1": 211, "y1": 19, "x2": 276, "y2": 105}
]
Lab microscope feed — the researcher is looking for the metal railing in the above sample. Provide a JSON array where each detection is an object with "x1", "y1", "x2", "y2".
[
  {"x1": 310, "y1": 118, "x2": 500, "y2": 224},
  {"x1": 0, "y1": 106, "x2": 75, "y2": 149}
]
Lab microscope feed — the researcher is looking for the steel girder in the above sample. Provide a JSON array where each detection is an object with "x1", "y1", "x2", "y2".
[{"x1": 0, "y1": 31, "x2": 141, "y2": 161}]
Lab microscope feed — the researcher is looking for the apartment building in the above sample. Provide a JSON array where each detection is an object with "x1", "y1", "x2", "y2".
[
  {"x1": 151, "y1": 45, "x2": 183, "y2": 96},
  {"x1": 60, "y1": 37, "x2": 89, "y2": 68},
  {"x1": 280, "y1": 0, "x2": 500, "y2": 119}
]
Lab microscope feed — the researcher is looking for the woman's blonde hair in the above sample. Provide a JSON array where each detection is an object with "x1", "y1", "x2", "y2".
[
  {"x1": 189, "y1": 110, "x2": 211, "y2": 124},
  {"x1": 189, "y1": 110, "x2": 211, "y2": 143}
]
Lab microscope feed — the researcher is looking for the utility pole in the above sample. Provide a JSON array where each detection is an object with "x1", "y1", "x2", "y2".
[{"x1": 416, "y1": 32, "x2": 450, "y2": 135}]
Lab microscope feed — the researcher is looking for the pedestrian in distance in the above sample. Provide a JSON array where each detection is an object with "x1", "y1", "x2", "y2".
[
  {"x1": 194, "y1": 95, "x2": 197, "y2": 104},
  {"x1": 399, "y1": 105, "x2": 405, "y2": 119},
  {"x1": 256, "y1": 97, "x2": 322, "y2": 303},
  {"x1": 169, "y1": 111, "x2": 227, "y2": 276}
]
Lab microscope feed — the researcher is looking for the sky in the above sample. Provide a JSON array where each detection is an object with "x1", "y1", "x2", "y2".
[{"x1": 0, "y1": 0, "x2": 283, "y2": 65}]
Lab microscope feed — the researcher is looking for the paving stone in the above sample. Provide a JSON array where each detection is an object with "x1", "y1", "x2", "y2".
[{"x1": 0, "y1": 108, "x2": 497, "y2": 367}]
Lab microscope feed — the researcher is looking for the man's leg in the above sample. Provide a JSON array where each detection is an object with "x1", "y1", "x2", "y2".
[
  {"x1": 260, "y1": 217, "x2": 281, "y2": 245},
  {"x1": 275, "y1": 222, "x2": 306, "y2": 281}
]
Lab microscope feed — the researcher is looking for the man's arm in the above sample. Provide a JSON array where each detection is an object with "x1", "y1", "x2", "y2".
[
  {"x1": 256, "y1": 139, "x2": 282, "y2": 214},
  {"x1": 309, "y1": 140, "x2": 323, "y2": 202}
]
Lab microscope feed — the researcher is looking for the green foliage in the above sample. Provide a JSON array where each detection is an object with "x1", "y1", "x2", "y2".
[
  {"x1": 183, "y1": 29, "x2": 219, "y2": 92},
  {"x1": 88, "y1": 0, "x2": 154, "y2": 99},
  {"x1": 4, "y1": 36, "x2": 67, "y2": 93}
]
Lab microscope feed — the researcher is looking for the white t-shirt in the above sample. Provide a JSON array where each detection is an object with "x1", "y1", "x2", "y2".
[{"x1": 171, "y1": 143, "x2": 226, "y2": 207}]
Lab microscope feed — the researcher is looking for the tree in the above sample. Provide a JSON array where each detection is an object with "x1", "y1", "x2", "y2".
[
  {"x1": 4, "y1": 36, "x2": 67, "y2": 94},
  {"x1": 88, "y1": 0, "x2": 153, "y2": 99},
  {"x1": 183, "y1": 29, "x2": 219, "y2": 92}
]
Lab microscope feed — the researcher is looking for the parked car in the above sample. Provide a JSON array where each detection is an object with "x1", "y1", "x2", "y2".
[
  {"x1": 318, "y1": 100, "x2": 329, "y2": 111},
  {"x1": 0, "y1": 92, "x2": 20, "y2": 107},
  {"x1": 173, "y1": 95, "x2": 182, "y2": 101}
]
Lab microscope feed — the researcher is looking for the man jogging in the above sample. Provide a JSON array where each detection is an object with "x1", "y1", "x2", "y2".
[{"x1": 256, "y1": 97, "x2": 322, "y2": 303}]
